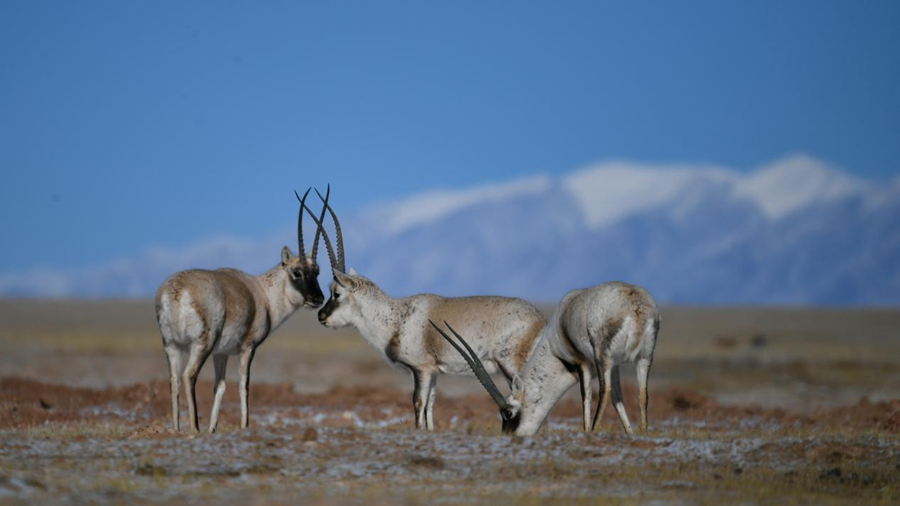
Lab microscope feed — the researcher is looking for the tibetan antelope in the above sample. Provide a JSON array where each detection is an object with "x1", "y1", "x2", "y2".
[
  {"x1": 305, "y1": 190, "x2": 547, "y2": 431},
  {"x1": 155, "y1": 188, "x2": 330, "y2": 433},
  {"x1": 432, "y1": 282, "x2": 660, "y2": 436}
]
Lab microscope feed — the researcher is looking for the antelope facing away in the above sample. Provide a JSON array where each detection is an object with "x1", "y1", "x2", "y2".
[
  {"x1": 433, "y1": 281, "x2": 660, "y2": 436},
  {"x1": 306, "y1": 191, "x2": 547, "y2": 431},
  {"x1": 155, "y1": 188, "x2": 330, "y2": 433}
]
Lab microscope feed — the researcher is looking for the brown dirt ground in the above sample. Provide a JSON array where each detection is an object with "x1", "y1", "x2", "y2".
[
  {"x1": 3, "y1": 377, "x2": 899, "y2": 434},
  {"x1": 2, "y1": 302, "x2": 900, "y2": 504}
]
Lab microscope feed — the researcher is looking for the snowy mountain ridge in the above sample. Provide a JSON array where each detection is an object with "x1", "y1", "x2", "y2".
[{"x1": 1, "y1": 154, "x2": 897, "y2": 305}]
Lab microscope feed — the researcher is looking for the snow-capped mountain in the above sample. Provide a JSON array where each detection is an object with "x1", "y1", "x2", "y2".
[{"x1": 2, "y1": 154, "x2": 898, "y2": 305}]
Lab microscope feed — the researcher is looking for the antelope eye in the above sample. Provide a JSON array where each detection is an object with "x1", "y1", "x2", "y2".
[
  {"x1": 293, "y1": 270, "x2": 303, "y2": 278},
  {"x1": 503, "y1": 409, "x2": 512, "y2": 420}
]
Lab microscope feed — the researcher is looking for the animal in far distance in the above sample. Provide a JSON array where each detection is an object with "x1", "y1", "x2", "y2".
[
  {"x1": 307, "y1": 190, "x2": 547, "y2": 431},
  {"x1": 434, "y1": 281, "x2": 660, "y2": 436},
  {"x1": 155, "y1": 188, "x2": 330, "y2": 433}
]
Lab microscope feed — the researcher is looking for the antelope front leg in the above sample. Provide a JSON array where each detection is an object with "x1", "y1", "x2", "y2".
[
  {"x1": 412, "y1": 369, "x2": 433, "y2": 430},
  {"x1": 424, "y1": 374, "x2": 438, "y2": 431},
  {"x1": 239, "y1": 347, "x2": 256, "y2": 429}
]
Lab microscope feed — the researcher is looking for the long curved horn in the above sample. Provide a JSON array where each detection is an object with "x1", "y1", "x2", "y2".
[
  {"x1": 293, "y1": 188, "x2": 311, "y2": 257},
  {"x1": 315, "y1": 187, "x2": 345, "y2": 273},
  {"x1": 297, "y1": 193, "x2": 339, "y2": 272},
  {"x1": 429, "y1": 320, "x2": 506, "y2": 408},
  {"x1": 309, "y1": 184, "x2": 331, "y2": 263}
]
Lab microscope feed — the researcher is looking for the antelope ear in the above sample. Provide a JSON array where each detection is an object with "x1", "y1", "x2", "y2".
[
  {"x1": 281, "y1": 246, "x2": 293, "y2": 265},
  {"x1": 348, "y1": 267, "x2": 358, "y2": 276},
  {"x1": 333, "y1": 269, "x2": 359, "y2": 292},
  {"x1": 512, "y1": 374, "x2": 524, "y2": 392}
]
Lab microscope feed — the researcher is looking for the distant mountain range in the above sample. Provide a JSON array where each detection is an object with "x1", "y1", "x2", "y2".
[{"x1": 3, "y1": 154, "x2": 898, "y2": 305}]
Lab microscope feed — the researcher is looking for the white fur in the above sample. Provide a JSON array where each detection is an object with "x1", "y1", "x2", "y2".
[
  {"x1": 156, "y1": 251, "x2": 322, "y2": 433},
  {"x1": 503, "y1": 282, "x2": 660, "y2": 436},
  {"x1": 320, "y1": 270, "x2": 545, "y2": 431}
]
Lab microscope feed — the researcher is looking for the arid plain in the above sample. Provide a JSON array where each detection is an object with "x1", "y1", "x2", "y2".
[{"x1": 1, "y1": 299, "x2": 899, "y2": 504}]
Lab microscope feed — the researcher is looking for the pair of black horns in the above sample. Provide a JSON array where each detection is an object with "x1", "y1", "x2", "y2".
[
  {"x1": 294, "y1": 184, "x2": 346, "y2": 273},
  {"x1": 429, "y1": 320, "x2": 506, "y2": 409}
]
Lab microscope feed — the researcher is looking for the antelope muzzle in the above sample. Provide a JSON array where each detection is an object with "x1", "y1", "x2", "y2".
[{"x1": 318, "y1": 297, "x2": 336, "y2": 324}]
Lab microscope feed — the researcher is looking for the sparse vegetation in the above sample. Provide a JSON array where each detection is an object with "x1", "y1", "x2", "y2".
[{"x1": 1, "y1": 301, "x2": 899, "y2": 504}]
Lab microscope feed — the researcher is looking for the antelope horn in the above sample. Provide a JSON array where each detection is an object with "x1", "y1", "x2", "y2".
[
  {"x1": 293, "y1": 188, "x2": 311, "y2": 257},
  {"x1": 429, "y1": 320, "x2": 506, "y2": 408},
  {"x1": 309, "y1": 184, "x2": 331, "y2": 263},
  {"x1": 315, "y1": 187, "x2": 345, "y2": 273},
  {"x1": 296, "y1": 190, "x2": 339, "y2": 271}
]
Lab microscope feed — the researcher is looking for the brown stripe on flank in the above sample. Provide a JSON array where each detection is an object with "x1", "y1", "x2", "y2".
[
  {"x1": 385, "y1": 330, "x2": 402, "y2": 363},
  {"x1": 513, "y1": 320, "x2": 545, "y2": 369},
  {"x1": 424, "y1": 324, "x2": 446, "y2": 364},
  {"x1": 599, "y1": 317, "x2": 623, "y2": 345}
]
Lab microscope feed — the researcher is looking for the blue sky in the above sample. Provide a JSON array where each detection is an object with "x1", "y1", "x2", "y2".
[{"x1": 1, "y1": 1, "x2": 899, "y2": 273}]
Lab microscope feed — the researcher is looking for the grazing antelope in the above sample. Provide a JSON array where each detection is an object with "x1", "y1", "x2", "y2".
[
  {"x1": 307, "y1": 191, "x2": 547, "y2": 431},
  {"x1": 155, "y1": 188, "x2": 330, "y2": 433},
  {"x1": 432, "y1": 281, "x2": 660, "y2": 436}
]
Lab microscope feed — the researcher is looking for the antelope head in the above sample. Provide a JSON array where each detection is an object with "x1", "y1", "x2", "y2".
[
  {"x1": 429, "y1": 320, "x2": 527, "y2": 434},
  {"x1": 319, "y1": 267, "x2": 377, "y2": 329},
  {"x1": 284, "y1": 187, "x2": 327, "y2": 308},
  {"x1": 295, "y1": 186, "x2": 373, "y2": 329}
]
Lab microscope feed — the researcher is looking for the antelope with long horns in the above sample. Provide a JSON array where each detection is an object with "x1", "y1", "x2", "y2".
[
  {"x1": 155, "y1": 188, "x2": 331, "y2": 433},
  {"x1": 307, "y1": 191, "x2": 547, "y2": 431},
  {"x1": 432, "y1": 281, "x2": 660, "y2": 436}
]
